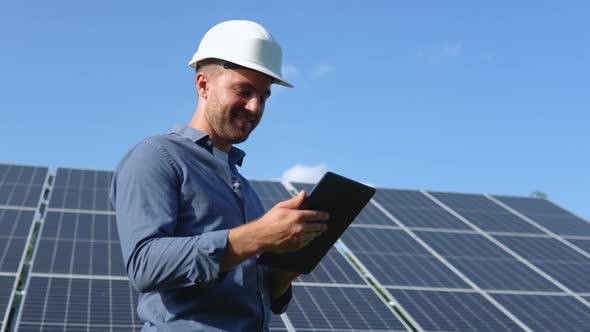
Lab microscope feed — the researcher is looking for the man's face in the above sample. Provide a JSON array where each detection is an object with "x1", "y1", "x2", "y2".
[{"x1": 203, "y1": 68, "x2": 272, "y2": 148}]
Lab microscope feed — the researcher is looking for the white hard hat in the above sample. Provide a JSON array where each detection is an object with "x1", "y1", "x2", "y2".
[{"x1": 188, "y1": 20, "x2": 293, "y2": 88}]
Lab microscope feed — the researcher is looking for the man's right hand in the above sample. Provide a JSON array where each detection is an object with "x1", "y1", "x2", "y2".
[
  {"x1": 253, "y1": 190, "x2": 329, "y2": 253},
  {"x1": 221, "y1": 191, "x2": 329, "y2": 271}
]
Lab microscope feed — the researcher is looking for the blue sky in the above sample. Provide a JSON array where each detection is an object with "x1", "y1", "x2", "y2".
[{"x1": 1, "y1": 1, "x2": 588, "y2": 220}]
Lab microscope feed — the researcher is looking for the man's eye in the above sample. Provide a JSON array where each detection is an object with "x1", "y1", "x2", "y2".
[{"x1": 236, "y1": 89, "x2": 251, "y2": 98}]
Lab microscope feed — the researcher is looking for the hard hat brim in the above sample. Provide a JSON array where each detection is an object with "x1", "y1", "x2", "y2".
[{"x1": 188, "y1": 58, "x2": 293, "y2": 88}]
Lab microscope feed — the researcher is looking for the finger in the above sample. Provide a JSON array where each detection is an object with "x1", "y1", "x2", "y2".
[
  {"x1": 276, "y1": 190, "x2": 305, "y2": 209},
  {"x1": 297, "y1": 210, "x2": 329, "y2": 222},
  {"x1": 301, "y1": 222, "x2": 328, "y2": 233}
]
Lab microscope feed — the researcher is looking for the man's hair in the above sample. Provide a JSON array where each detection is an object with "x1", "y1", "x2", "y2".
[{"x1": 196, "y1": 58, "x2": 224, "y2": 80}]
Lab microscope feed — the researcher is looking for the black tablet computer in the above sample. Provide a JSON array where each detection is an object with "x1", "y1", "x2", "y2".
[{"x1": 257, "y1": 172, "x2": 375, "y2": 274}]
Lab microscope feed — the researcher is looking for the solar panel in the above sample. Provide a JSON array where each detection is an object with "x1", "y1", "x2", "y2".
[
  {"x1": 374, "y1": 189, "x2": 472, "y2": 230},
  {"x1": 570, "y1": 239, "x2": 590, "y2": 253},
  {"x1": 288, "y1": 285, "x2": 408, "y2": 331},
  {"x1": 493, "y1": 195, "x2": 590, "y2": 236},
  {"x1": 17, "y1": 168, "x2": 141, "y2": 331},
  {"x1": 0, "y1": 276, "x2": 16, "y2": 331},
  {"x1": 17, "y1": 276, "x2": 141, "y2": 331},
  {"x1": 340, "y1": 227, "x2": 469, "y2": 288},
  {"x1": 269, "y1": 314, "x2": 288, "y2": 331},
  {"x1": 414, "y1": 231, "x2": 559, "y2": 291},
  {"x1": 49, "y1": 168, "x2": 114, "y2": 212},
  {"x1": 0, "y1": 209, "x2": 36, "y2": 273},
  {"x1": 429, "y1": 192, "x2": 544, "y2": 234},
  {"x1": 0, "y1": 164, "x2": 48, "y2": 331},
  {"x1": 494, "y1": 235, "x2": 590, "y2": 292},
  {"x1": 297, "y1": 248, "x2": 366, "y2": 285},
  {"x1": 32, "y1": 211, "x2": 124, "y2": 276},
  {"x1": 0, "y1": 164, "x2": 47, "y2": 207},
  {"x1": 250, "y1": 180, "x2": 293, "y2": 212},
  {"x1": 389, "y1": 289, "x2": 523, "y2": 331},
  {"x1": 491, "y1": 293, "x2": 590, "y2": 332}
]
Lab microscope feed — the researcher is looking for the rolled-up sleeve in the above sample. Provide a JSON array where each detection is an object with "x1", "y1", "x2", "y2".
[{"x1": 110, "y1": 139, "x2": 228, "y2": 293}]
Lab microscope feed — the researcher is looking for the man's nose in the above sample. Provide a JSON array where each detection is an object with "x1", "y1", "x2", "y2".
[{"x1": 245, "y1": 96, "x2": 262, "y2": 114}]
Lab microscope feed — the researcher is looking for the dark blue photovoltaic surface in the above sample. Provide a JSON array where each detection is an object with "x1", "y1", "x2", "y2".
[
  {"x1": 389, "y1": 289, "x2": 523, "y2": 331},
  {"x1": 18, "y1": 277, "x2": 141, "y2": 331},
  {"x1": 0, "y1": 276, "x2": 15, "y2": 330},
  {"x1": 288, "y1": 285, "x2": 408, "y2": 331},
  {"x1": 374, "y1": 189, "x2": 472, "y2": 230},
  {"x1": 414, "y1": 231, "x2": 559, "y2": 291},
  {"x1": 341, "y1": 227, "x2": 469, "y2": 288},
  {"x1": 297, "y1": 248, "x2": 365, "y2": 285},
  {"x1": 570, "y1": 239, "x2": 590, "y2": 253},
  {"x1": 0, "y1": 164, "x2": 48, "y2": 207},
  {"x1": 494, "y1": 195, "x2": 590, "y2": 236},
  {"x1": 429, "y1": 192, "x2": 544, "y2": 234},
  {"x1": 0, "y1": 209, "x2": 35, "y2": 272},
  {"x1": 492, "y1": 294, "x2": 590, "y2": 332},
  {"x1": 269, "y1": 314, "x2": 287, "y2": 331},
  {"x1": 33, "y1": 211, "x2": 124, "y2": 276},
  {"x1": 250, "y1": 180, "x2": 293, "y2": 212},
  {"x1": 495, "y1": 235, "x2": 590, "y2": 292},
  {"x1": 49, "y1": 168, "x2": 114, "y2": 211}
]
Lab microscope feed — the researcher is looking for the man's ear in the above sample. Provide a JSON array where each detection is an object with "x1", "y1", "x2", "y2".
[{"x1": 196, "y1": 72, "x2": 209, "y2": 98}]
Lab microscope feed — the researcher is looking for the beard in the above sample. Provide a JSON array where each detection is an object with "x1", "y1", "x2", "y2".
[{"x1": 205, "y1": 106, "x2": 260, "y2": 145}]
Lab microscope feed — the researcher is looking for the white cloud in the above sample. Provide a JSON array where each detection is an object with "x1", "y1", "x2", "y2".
[
  {"x1": 281, "y1": 164, "x2": 327, "y2": 183},
  {"x1": 442, "y1": 43, "x2": 462, "y2": 57},
  {"x1": 282, "y1": 64, "x2": 299, "y2": 79},
  {"x1": 311, "y1": 63, "x2": 335, "y2": 78}
]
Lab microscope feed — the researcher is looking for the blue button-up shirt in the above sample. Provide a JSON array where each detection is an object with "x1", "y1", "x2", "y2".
[{"x1": 110, "y1": 125, "x2": 290, "y2": 331}]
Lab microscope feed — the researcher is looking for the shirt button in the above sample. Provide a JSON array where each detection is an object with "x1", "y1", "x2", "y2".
[{"x1": 206, "y1": 140, "x2": 213, "y2": 146}]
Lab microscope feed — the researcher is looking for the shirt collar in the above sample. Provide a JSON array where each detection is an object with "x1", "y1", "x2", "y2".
[{"x1": 171, "y1": 125, "x2": 246, "y2": 167}]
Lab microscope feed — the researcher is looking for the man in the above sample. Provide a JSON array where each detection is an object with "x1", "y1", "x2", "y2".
[{"x1": 110, "y1": 20, "x2": 328, "y2": 331}]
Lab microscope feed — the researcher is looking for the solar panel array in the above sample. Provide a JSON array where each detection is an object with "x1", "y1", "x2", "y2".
[
  {"x1": 0, "y1": 164, "x2": 48, "y2": 332},
  {"x1": 15, "y1": 168, "x2": 141, "y2": 332},
  {"x1": 2, "y1": 163, "x2": 590, "y2": 331}
]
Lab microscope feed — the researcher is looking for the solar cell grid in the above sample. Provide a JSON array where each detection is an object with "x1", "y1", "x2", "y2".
[
  {"x1": 374, "y1": 189, "x2": 440, "y2": 209},
  {"x1": 0, "y1": 209, "x2": 35, "y2": 273},
  {"x1": 429, "y1": 192, "x2": 505, "y2": 212},
  {"x1": 373, "y1": 189, "x2": 471, "y2": 230},
  {"x1": 570, "y1": 239, "x2": 590, "y2": 253},
  {"x1": 288, "y1": 285, "x2": 408, "y2": 331},
  {"x1": 0, "y1": 165, "x2": 48, "y2": 207},
  {"x1": 446, "y1": 258, "x2": 560, "y2": 291},
  {"x1": 18, "y1": 277, "x2": 141, "y2": 331},
  {"x1": 491, "y1": 294, "x2": 590, "y2": 332},
  {"x1": 455, "y1": 210, "x2": 544, "y2": 234},
  {"x1": 494, "y1": 235, "x2": 588, "y2": 262},
  {"x1": 249, "y1": 180, "x2": 292, "y2": 212},
  {"x1": 389, "y1": 289, "x2": 523, "y2": 331},
  {"x1": 49, "y1": 168, "x2": 114, "y2": 212},
  {"x1": 495, "y1": 235, "x2": 590, "y2": 292},
  {"x1": 269, "y1": 315, "x2": 288, "y2": 331},
  {"x1": 415, "y1": 231, "x2": 512, "y2": 259},
  {"x1": 297, "y1": 248, "x2": 365, "y2": 285},
  {"x1": 341, "y1": 228, "x2": 469, "y2": 288},
  {"x1": 521, "y1": 214, "x2": 590, "y2": 236},
  {"x1": 1, "y1": 276, "x2": 16, "y2": 331},
  {"x1": 494, "y1": 195, "x2": 570, "y2": 215},
  {"x1": 32, "y1": 211, "x2": 124, "y2": 276},
  {"x1": 494, "y1": 195, "x2": 590, "y2": 236},
  {"x1": 0, "y1": 164, "x2": 47, "y2": 186},
  {"x1": 386, "y1": 206, "x2": 473, "y2": 230}
]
